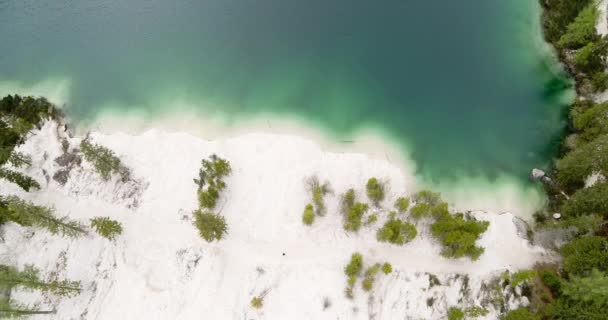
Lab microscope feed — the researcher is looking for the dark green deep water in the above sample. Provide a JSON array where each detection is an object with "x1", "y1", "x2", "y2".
[{"x1": 0, "y1": 0, "x2": 571, "y2": 183}]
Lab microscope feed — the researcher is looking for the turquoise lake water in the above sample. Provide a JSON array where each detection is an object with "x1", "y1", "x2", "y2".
[{"x1": 0, "y1": 0, "x2": 571, "y2": 185}]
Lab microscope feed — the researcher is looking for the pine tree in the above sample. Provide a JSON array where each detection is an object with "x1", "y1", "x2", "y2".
[
  {"x1": 80, "y1": 139, "x2": 130, "y2": 182},
  {"x1": 0, "y1": 299, "x2": 55, "y2": 318},
  {"x1": 0, "y1": 264, "x2": 81, "y2": 297},
  {"x1": 1, "y1": 196, "x2": 86, "y2": 237},
  {"x1": 90, "y1": 217, "x2": 122, "y2": 240}
]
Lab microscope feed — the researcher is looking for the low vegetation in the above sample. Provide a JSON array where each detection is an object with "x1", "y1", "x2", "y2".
[
  {"x1": 343, "y1": 202, "x2": 369, "y2": 232},
  {"x1": 250, "y1": 296, "x2": 264, "y2": 309},
  {"x1": 90, "y1": 216, "x2": 123, "y2": 240},
  {"x1": 394, "y1": 196, "x2": 410, "y2": 213},
  {"x1": 302, "y1": 204, "x2": 315, "y2": 226},
  {"x1": 447, "y1": 307, "x2": 464, "y2": 320},
  {"x1": 192, "y1": 154, "x2": 232, "y2": 242},
  {"x1": 376, "y1": 218, "x2": 417, "y2": 245},
  {"x1": 80, "y1": 139, "x2": 130, "y2": 182},
  {"x1": 193, "y1": 209, "x2": 228, "y2": 242},
  {"x1": 381, "y1": 262, "x2": 392, "y2": 274},
  {"x1": 344, "y1": 253, "x2": 391, "y2": 298},
  {"x1": 307, "y1": 176, "x2": 331, "y2": 216},
  {"x1": 430, "y1": 212, "x2": 489, "y2": 260},
  {"x1": 365, "y1": 177, "x2": 385, "y2": 206},
  {"x1": 361, "y1": 263, "x2": 380, "y2": 292}
]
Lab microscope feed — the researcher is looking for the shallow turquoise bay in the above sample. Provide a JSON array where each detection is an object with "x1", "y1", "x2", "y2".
[{"x1": 0, "y1": 0, "x2": 571, "y2": 184}]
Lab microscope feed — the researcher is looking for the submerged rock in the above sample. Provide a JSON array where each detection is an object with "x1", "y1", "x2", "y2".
[{"x1": 531, "y1": 169, "x2": 545, "y2": 180}]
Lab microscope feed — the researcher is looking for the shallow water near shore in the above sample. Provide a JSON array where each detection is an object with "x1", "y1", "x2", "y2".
[{"x1": 0, "y1": 0, "x2": 572, "y2": 211}]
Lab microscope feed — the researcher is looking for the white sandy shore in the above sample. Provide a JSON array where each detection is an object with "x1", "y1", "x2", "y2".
[
  {"x1": 0, "y1": 121, "x2": 553, "y2": 319},
  {"x1": 597, "y1": 0, "x2": 608, "y2": 36}
]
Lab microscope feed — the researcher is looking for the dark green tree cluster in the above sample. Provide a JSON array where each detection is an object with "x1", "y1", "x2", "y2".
[
  {"x1": 0, "y1": 196, "x2": 86, "y2": 238},
  {"x1": 0, "y1": 95, "x2": 58, "y2": 191},
  {"x1": 90, "y1": 216, "x2": 123, "y2": 240},
  {"x1": 80, "y1": 139, "x2": 130, "y2": 182},
  {"x1": 192, "y1": 154, "x2": 231, "y2": 242},
  {"x1": 527, "y1": 2, "x2": 608, "y2": 318}
]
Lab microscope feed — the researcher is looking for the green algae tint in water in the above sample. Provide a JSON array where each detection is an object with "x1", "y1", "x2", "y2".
[{"x1": 0, "y1": 0, "x2": 570, "y2": 183}]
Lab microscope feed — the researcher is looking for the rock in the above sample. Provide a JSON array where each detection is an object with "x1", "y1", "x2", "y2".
[
  {"x1": 552, "y1": 213, "x2": 561, "y2": 220},
  {"x1": 53, "y1": 169, "x2": 70, "y2": 185},
  {"x1": 512, "y1": 216, "x2": 531, "y2": 240},
  {"x1": 531, "y1": 168, "x2": 546, "y2": 180},
  {"x1": 54, "y1": 152, "x2": 82, "y2": 168}
]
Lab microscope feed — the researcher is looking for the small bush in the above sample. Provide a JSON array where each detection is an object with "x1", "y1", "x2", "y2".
[
  {"x1": 307, "y1": 176, "x2": 331, "y2": 216},
  {"x1": 381, "y1": 262, "x2": 392, "y2": 274},
  {"x1": 90, "y1": 217, "x2": 122, "y2": 240},
  {"x1": 366, "y1": 177, "x2": 385, "y2": 205},
  {"x1": 198, "y1": 186, "x2": 220, "y2": 209},
  {"x1": 302, "y1": 204, "x2": 315, "y2": 226},
  {"x1": 465, "y1": 306, "x2": 489, "y2": 317},
  {"x1": 540, "y1": 271, "x2": 562, "y2": 296},
  {"x1": 364, "y1": 214, "x2": 378, "y2": 226},
  {"x1": 344, "y1": 253, "x2": 363, "y2": 277},
  {"x1": 430, "y1": 213, "x2": 489, "y2": 260},
  {"x1": 194, "y1": 154, "x2": 232, "y2": 190},
  {"x1": 412, "y1": 190, "x2": 442, "y2": 205},
  {"x1": 501, "y1": 308, "x2": 539, "y2": 320},
  {"x1": 250, "y1": 296, "x2": 263, "y2": 309},
  {"x1": 510, "y1": 270, "x2": 537, "y2": 287},
  {"x1": 410, "y1": 202, "x2": 433, "y2": 219},
  {"x1": 447, "y1": 307, "x2": 465, "y2": 320},
  {"x1": 344, "y1": 202, "x2": 369, "y2": 232},
  {"x1": 361, "y1": 264, "x2": 380, "y2": 292},
  {"x1": 340, "y1": 188, "x2": 356, "y2": 215},
  {"x1": 394, "y1": 197, "x2": 410, "y2": 213},
  {"x1": 193, "y1": 209, "x2": 227, "y2": 242},
  {"x1": 376, "y1": 219, "x2": 417, "y2": 245}
]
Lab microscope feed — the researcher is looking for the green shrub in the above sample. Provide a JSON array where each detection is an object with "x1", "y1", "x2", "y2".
[
  {"x1": 80, "y1": 140, "x2": 130, "y2": 182},
  {"x1": 501, "y1": 308, "x2": 539, "y2": 320},
  {"x1": 541, "y1": 0, "x2": 593, "y2": 43},
  {"x1": 376, "y1": 219, "x2": 417, "y2": 245},
  {"x1": 574, "y1": 41, "x2": 607, "y2": 74},
  {"x1": 557, "y1": 5, "x2": 599, "y2": 49},
  {"x1": 344, "y1": 202, "x2": 369, "y2": 232},
  {"x1": 540, "y1": 271, "x2": 562, "y2": 296},
  {"x1": 412, "y1": 190, "x2": 442, "y2": 205},
  {"x1": 90, "y1": 217, "x2": 122, "y2": 240},
  {"x1": 307, "y1": 176, "x2": 331, "y2": 216},
  {"x1": 510, "y1": 270, "x2": 537, "y2": 287},
  {"x1": 561, "y1": 269, "x2": 608, "y2": 307},
  {"x1": 365, "y1": 214, "x2": 378, "y2": 226},
  {"x1": 561, "y1": 236, "x2": 608, "y2": 276},
  {"x1": 192, "y1": 209, "x2": 227, "y2": 242},
  {"x1": 198, "y1": 186, "x2": 220, "y2": 209},
  {"x1": 410, "y1": 202, "x2": 433, "y2": 219},
  {"x1": 250, "y1": 296, "x2": 263, "y2": 309},
  {"x1": 361, "y1": 264, "x2": 380, "y2": 292},
  {"x1": 430, "y1": 213, "x2": 489, "y2": 260},
  {"x1": 465, "y1": 306, "x2": 489, "y2": 317},
  {"x1": 381, "y1": 262, "x2": 393, "y2": 274},
  {"x1": 344, "y1": 253, "x2": 363, "y2": 277},
  {"x1": 562, "y1": 183, "x2": 608, "y2": 219},
  {"x1": 302, "y1": 204, "x2": 315, "y2": 226},
  {"x1": 555, "y1": 135, "x2": 608, "y2": 191},
  {"x1": 194, "y1": 154, "x2": 231, "y2": 190},
  {"x1": 366, "y1": 177, "x2": 385, "y2": 205},
  {"x1": 340, "y1": 188, "x2": 356, "y2": 215},
  {"x1": 395, "y1": 197, "x2": 410, "y2": 213},
  {"x1": 447, "y1": 307, "x2": 464, "y2": 320}
]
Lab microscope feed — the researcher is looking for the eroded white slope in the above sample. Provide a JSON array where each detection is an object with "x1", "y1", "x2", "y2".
[{"x1": 0, "y1": 122, "x2": 551, "y2": 320}]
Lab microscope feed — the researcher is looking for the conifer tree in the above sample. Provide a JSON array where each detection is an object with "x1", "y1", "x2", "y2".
[
  {"x1": 0, "y1": 299, "x2": 55, "y2": 318},
  {"x1": 0, "y1": 264, "x2": 81, "y2": 297},
  {"x1": 0, "y1": 196, "x2": 86, "y2": 237}
]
